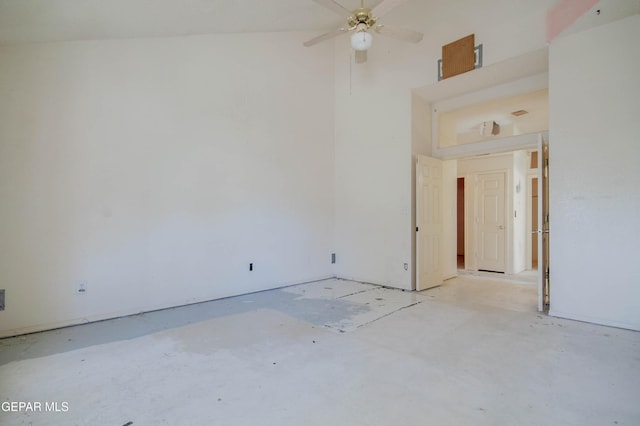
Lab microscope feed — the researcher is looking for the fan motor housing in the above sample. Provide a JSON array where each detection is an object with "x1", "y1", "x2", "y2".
[{"x1": 348, "y1": 8, "x2": 377, "y2": 28}]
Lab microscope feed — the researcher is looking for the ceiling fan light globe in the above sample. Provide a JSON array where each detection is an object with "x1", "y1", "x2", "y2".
[{"x1": 351, "y1": 31, "x2": 373, "y2": 51}]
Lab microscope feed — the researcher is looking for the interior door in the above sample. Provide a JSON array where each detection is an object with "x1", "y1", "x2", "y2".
[
  {"x1": 476, "y1": 172, "x2": 506, "y2": 273},
  {"x1": 416, "y1": 154, "x2": 443, "y2": 290},
  {"x1": 537, "y1": 135, "x2": 550, "y2": 311}
]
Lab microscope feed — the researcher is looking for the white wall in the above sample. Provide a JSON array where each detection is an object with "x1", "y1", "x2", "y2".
[
  {"x1": 412, "y1": 94, "x2": 432, "y2": 158},
  {"x1": 411, "y1": 94, "x2": 433, "y2": 286},
  {"x1": 442, "y1": 160, "x2": 458, "y2": 280},
  {"x1": 333, "y1": 82, "x2": 414, "y2": 288},
  {"x1": 512, "y1": 150, "x2": 528, "y2": 274},
  {"x1": 0, "y1": 32, "x2": 335, "y2": 337},
  {"x1": 549, "y1": 14, "x2": 640, "y2": 330}
]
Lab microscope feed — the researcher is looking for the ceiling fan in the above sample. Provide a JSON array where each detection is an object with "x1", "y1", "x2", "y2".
[{"x1": 303, "y1": 0, "x2": 424, "y2": 63}]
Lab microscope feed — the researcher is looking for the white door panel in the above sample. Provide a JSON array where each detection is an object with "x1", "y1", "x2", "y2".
[
  {"x1": 416, "y1": 155, "x2": 443, "y2": 290},
  {"x1": 476, "y1": 172, "x2": 506, "y2": 272}
]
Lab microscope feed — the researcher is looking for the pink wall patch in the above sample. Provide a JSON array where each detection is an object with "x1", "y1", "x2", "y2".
[{"x1": 547, "y1": 0, "x2": 601, "y2": 42}]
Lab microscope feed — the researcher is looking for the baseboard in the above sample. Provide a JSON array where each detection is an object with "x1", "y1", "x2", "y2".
[{"x1": 548, "y1": 309, "x2": 640, "y2": 332}]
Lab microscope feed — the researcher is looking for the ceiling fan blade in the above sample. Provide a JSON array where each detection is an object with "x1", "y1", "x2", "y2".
[
  {"x1": 372, "y1": 0, "x2": 410, "y2": 18},
  {"x1": 312, "y1": 0, "x2": 353, "y2": 18},
  {"x1": 304, "y1": 27, "x2": 350, "y2": 47},
  {"x1": 355, "y1": 50, "x2": 367, "y2": 64},
  {"x1": 374, "y1": 24, "x2": 423, "y2": 43}
]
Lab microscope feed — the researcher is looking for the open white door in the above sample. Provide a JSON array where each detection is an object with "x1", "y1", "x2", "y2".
[
  {"x1": 416, "y1": 154, "x2": 443, "y2": 290},
  {"x1": 537, "y1": 135, "x2": 550, "y2": 311}
]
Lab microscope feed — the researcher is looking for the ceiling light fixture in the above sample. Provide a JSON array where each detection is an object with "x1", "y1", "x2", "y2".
[{"x1": 350, "y1": 24, "x2": 372, "y2": 51}]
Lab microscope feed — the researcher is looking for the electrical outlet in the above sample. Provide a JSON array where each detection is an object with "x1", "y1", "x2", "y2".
[
  {"x1": 0, "y1": 289, "x2": 5, "y2": 311},
  {"x1": 77, "y1": 281, "x2": 87, "y2": 295},
  {"x1": 331, "y1": 253, "x2": 336, "y2": 264},
  {"x1": 404, "y1": 263, "x2": 408, "y2": 271},
  {"x1": 249, "y1": 263, "x2": 253, "y2": 271}
]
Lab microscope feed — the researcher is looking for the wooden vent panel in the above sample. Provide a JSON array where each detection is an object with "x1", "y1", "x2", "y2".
[{"x1": 442, "y1": 34, "x2": 475, "y2": 79}]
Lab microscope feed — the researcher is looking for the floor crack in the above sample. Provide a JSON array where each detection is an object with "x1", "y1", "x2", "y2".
[
  {"x1": 354, "y1": 301, "x2": 424, "y2": 330},
  {"x1": 336, "y1": 287, "x2": 378, "y2": 300}
]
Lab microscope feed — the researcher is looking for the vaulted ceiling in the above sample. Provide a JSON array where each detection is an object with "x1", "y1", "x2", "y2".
[
  {"x1": 0, "y1": 0, "x2": 385, "y2": 45},
  {"x1": 1, "y1": 0, "x2": 637, "y2": 47}
]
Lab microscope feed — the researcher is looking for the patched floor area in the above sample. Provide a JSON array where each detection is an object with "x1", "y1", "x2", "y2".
[{"x1": 280, "y1": 279, "x2": 426, "y2": 332}]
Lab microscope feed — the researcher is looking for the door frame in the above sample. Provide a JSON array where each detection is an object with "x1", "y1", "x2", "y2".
[
  {"x1": 416, "y1": 132, "x2": 550, "y2": 310},
  {"x1": 537, "y1": 135, "x2": 550, "y2": 312},
  {"x1": 525, "y1": 173, "x2": 538, "y2": 271},
  {"x1": 461, "y1": 168, "x2": 509, "y2": 273}
]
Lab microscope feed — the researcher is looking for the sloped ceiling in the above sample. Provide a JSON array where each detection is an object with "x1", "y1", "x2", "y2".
[
  {"x1": 0, "y1": 0, "x2": 384, "y2": 45},
  {"x1": 559, "y1": 0, "x2": 640, "y2": 38},
  {"x1": 1, "y1": 0, "x2": 637, "y2": 47}
]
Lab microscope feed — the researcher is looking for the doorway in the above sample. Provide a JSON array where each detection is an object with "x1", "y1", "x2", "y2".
[
  {"x1": 457, "y1": 178, "x2": 465, "y2": 269},
  {"x1": 416, "y1": 143, "x2": 549, "y2": 311},
  {"x1": 452, "y1": 149, "x2": 544, "y2": 282}
]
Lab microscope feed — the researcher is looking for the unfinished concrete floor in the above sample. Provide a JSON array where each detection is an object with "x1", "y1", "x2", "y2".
[{"x1": 1, "y1": 276, "x2": 639, "y2": 425}]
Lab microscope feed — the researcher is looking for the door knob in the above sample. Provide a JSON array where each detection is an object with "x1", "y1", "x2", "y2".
[{"x1": 498, "y1": 225, "x2": 505, "y2": 230}]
